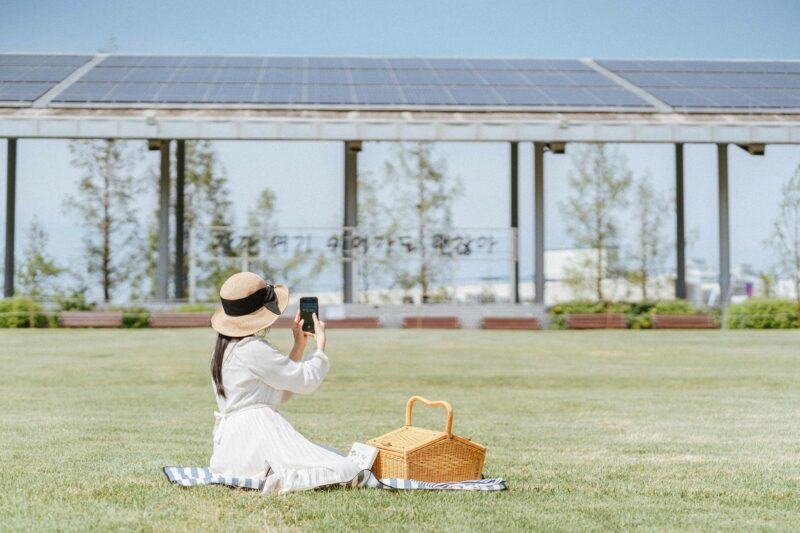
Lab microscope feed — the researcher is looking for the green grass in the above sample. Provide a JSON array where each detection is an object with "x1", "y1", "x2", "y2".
[{"x1": 2, "y1": 329, "x2": 800, "y2": 531}]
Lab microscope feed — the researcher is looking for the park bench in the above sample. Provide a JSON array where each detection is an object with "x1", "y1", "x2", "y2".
[
  {"x1": 566, "y1": 313, "x2": 626, "y2": 329},
  {"x1": 149, "y1": 312, "x2": 211, "y2": 328},
  {"x1": 60, "y1": 311, "x2": 123, "y2": 328},
  {"x1": 402, "y1": 316, "x2": 461, "y2": 329},
  {"x1": 269, "y1": 316, "x2": 380, "y2": 328},
  {"x1": 481, "y1": 317, "x2": 541, "y2": 330},
  {"x1": 652, "y1": 314, "x2": 715, "y2": 329},
  {"x1": 325, "y1": 317, "x2": 381, "y2": 328}
]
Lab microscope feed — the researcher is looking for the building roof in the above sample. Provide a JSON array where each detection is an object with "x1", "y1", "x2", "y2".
[{"x1": 1, "y1": 54, "x2": 800, "y2": 143}]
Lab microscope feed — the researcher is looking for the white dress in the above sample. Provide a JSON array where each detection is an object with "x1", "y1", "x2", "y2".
[{"x1": 208, "y1": 336, "x2": 361, "y2": 493}]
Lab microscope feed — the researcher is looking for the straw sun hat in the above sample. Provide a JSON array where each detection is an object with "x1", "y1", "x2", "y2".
[{"x1": 211, "y1": 272, "x2": 289, "y2": 337}]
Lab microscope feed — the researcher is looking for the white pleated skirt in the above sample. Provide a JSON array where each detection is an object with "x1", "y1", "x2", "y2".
[{"x1": 209, "y1": 405, "x2": 362, "y2": 494}]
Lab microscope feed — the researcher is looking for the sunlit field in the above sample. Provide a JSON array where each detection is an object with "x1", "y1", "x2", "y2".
[{"x1": 1, "y1": 328, "x2": 800, "y2": 531}]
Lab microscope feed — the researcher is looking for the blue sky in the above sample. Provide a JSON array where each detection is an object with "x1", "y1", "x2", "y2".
[{"x1": 2, "y1": 0, "x2": 800, "y2": 299}]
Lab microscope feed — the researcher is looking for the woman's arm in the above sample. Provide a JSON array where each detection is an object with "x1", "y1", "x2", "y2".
[
  {"x1": 240, "y1": 338, "x2": 329, "y2": 395},
  {"x1": 288, "y1": 310, "x2": 307, "y2": 363}
]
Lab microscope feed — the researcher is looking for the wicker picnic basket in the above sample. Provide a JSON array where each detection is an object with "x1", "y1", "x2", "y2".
[{"x1": 367, "y1": 396, "x2": 487, "y2": 482}]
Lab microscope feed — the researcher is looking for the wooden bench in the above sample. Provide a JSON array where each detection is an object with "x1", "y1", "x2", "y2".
[
  {"x1": 566, "y1": 313, "x2": 626, "y2": 329},
  {"x1": 149, "y1": 312, "x2": 211, "y2": 328},
  {"x1": 402, "y1": 316, "x2": 461, "y2": 329},
  {"x1": 60, "y1": 311, "x2": 123, "y2": 328},
  {"x1": 325, "y1": 317, "x2": 381, "y2": 328},
  {"x1": 652, "y1": 314, "x2": 715, "y2": 329},
  {"x1": 482, "y1": 317, "x2": 541, "y2": 330},
  {"x1": 269, "y1": 317, "x2": 381, "y2": 328}
]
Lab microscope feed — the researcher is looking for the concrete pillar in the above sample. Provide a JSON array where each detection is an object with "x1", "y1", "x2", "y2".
[
  {"x1": 675, "y1": 143, "x2": 686, "y2": 299},
  {"x1": 510, "y1": 142, "x2": 520, "y2": 303},
  {"x1": 343, "y1": 141, "x2": 361, "y2": 303},
  {"x1": 175, "y1": 140, "x2": 185, "y2": 300},
  {"x1": 4, "y1": 138, "x2": 16, "y2": 298},
  {"x1": 533, "y1": 142, "x2": 545, "y2": 304},
  {"x1": 717, "y1": 143, "x2": 730, "y2": 308},
  {"x1": 157, "y1": 140, "x2": 171, "y2": 301}
]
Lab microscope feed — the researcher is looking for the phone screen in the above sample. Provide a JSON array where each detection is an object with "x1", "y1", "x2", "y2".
[{"x1": 299, "y1": 297, "x2": 318, "y2": 334}]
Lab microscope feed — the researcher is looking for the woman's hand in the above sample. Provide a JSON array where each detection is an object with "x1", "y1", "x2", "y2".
[
  {"x1": 311, "y1": 312, "x2": 326, "y2": 353},
  {"x1": 291, "y1": 310, "x2": 308, "y2": 350}
]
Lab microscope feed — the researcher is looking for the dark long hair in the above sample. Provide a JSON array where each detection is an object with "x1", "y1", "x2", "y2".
[{"x1": 211, "y1": 333, "x2": 241, "y2": 398}]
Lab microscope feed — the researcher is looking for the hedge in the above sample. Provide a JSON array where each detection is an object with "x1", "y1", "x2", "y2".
[
  {"x1": 726, "y1": 299, "x2": 799, "y2": 329},
  {"x1": 549, "y1": 299, "x2": 706, "y2": 330},
  {"x1": 0, "y1": 297, "x2": 55, "y2": 328}
]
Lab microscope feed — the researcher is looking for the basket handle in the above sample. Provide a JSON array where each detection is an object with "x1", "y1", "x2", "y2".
[{"x1": 405, "y1": 396, "x2": 453, "y2": 436}]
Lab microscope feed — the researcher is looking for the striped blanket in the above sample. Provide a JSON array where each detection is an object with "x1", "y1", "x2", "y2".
[{"x1": 163, "y1": 466, "x2": 507, "y2": 492}]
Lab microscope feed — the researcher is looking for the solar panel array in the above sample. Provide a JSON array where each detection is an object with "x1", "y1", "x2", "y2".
[
  {"x1": 0, "y1": 54, "x2": 799, "y2": 111},
  {"x1": 599, "y1": 59, "x2": 800, "y2": 109},
  {"x1": 48, "y1": 55, "x2": 650, "y2": 108},
  {"x1": 0, "y1": 55, "x2": 92, "y2": 102}
]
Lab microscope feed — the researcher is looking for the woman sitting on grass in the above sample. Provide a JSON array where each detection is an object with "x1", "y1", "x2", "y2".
[{"x1": 208, "y1": 272, "x2": 361, "y2": 493}]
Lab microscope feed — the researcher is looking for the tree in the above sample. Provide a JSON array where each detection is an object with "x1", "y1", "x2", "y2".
[
  {"x1": 767, "y1": 163, "x2": 800, "y2": 320},
  {"x1": 15, "y1": 216, "x2": 63, "y2": 299},
  {"x1": 382, "y1": 143, "x2": 462, "y2": 302},
  {"x1": 355, "y1": 169, "x2": 398, "y2": 303},
  {"x1": 63, "y1": 140, "x2": 143, "y2": 302},
  {"x1": 561, "y1": 143, "x2": 632, "y2": 301},
  {"x1": 625, "y1": 174, "x2": 672, "y2": 301},
  {"x1": 132, "y1": 141, "x2": 237, "y2": 301}
]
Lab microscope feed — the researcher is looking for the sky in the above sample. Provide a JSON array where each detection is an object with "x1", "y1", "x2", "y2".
[{"x1": 1, "y1": 0, "x2": 800, "y2": 300}]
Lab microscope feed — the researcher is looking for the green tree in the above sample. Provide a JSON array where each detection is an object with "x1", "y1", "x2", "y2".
[
  {"x1": 382, "y1": 143, "x2": 462, "y2": 303},
  {"x1": 767, "y1": 163, "x2": 800, "y2": 320},
  {"x1": 355, "y1": 169, "x2": 398, "y2": 303},
  {"x1": 15, "y1": 216, "x2": 63, "y2": 299},
  {"x1": 63, "y1": 139, "x2": 143, "y2": 303},
  {"x1": 132, "y1": 141, "x2": 237, "y2": 302},
  {"x1": 561, "y1": 143, "x2": 632, "y2": 301},
  {"x1": 625, "y1": 174, "x2": 672, "y2": 301}
]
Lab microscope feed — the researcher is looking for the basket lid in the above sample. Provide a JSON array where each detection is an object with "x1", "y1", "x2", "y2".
[{"x1": 368, "y1": 425, "x2": 447, "y2": 453}]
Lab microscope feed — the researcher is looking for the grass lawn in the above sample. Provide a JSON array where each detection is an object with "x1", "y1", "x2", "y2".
[{"x1": 1, "y1": 328, "x2": 800, "y2": 531}]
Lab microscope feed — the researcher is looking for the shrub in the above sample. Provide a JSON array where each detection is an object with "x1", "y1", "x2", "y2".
[
  {"x1": 0, "y1": 297, "x2": 54, "y2": 328},
  {"x1": 174, "y1": 303, "x2": 215, "y2": 313},
  {"x1": 549, "y1": 300, "x2": 632, "y2": 329},
  {"x1": 651, "y1": 299, "x2": 701, "y2": 315},
  {"x1": 111, "y1": 307, "x2": 151, "y2": 328},
  {"x1": 726, "y1": 299, "x2": 799, "y2": 329},
  {"x1": 54, "y1": 289, "x2": 95, "y2": 311}
]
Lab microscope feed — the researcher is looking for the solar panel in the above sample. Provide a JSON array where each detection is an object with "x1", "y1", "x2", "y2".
[
  {"x1": 155, "y1": 84, "x2": 210, "y2": 103},
  {"x1": 435, "y1": 69, "x2": 484, "y2": 85},
  {"x1": 600, "y1": 59, "x2": 800, "y2": 109},
  {"x1": 353, "y1": 85, "x2": 404, "y2": 104},
  {"x1": 447, "y1": 86, "x2": 501, "y2": 105},
  {"x1": 206, "y1": 84, "x2": 256, "y2": 103},
  {"x1": 303, "y1": 85, "x2": 355, "y2": 104},
  {"x1": 346, "y1": 57, "x2": 388, "y2": 69},
  {"x1": 494, "y1": 86, "x2": 552, "y2": 105},
  {"x1": 401, "y1": 86, "x2": 454, "y2": 105},
  {"x1": 0, "y1": 54, "x2": 91, "y2": 67},
  {"x1": 105, "y1": 83, "x2": 161, "y2": 102},
  {"x1": 0, "y1": 54, "x2": 661, "y2": 108},
  {"x1": 350, "y1": 69, "x2": 394, "y2": 84},
  {"x1": 0, "y1": 55, "x2": 92, "y2": 102},
  {"x1": 254, "y1": 85, "x2": 302, "y2": 103},
  {"x1": 56, "y1": 82, "x2": 113, "y2": 102},
  {"x1": 305, "y1": 69, "x2": 350, "y2": 84},
  {"x1": 0, "y1": 81, "x2": 53, "y2": 101},
  {"x1": 393, "y1": 69, "x2": 438, "y2": 84},
  {"x1": 214, "y1": 68, "x2": 262, "y2": 83},
  {"x1": 171, "y1": 68, "x2": 219, "y2": 83}
]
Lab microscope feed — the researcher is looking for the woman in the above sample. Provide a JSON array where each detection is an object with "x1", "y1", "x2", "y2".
[{"x1": 208, "y1": 271, "x2": 362, "y2": 493}]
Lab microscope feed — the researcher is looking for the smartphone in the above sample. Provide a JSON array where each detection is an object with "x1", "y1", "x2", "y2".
[{"x1": 299, "y1": 297, "x2": 318, "y2": 334}]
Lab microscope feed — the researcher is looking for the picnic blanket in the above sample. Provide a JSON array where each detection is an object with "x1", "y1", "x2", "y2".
[{"x1": 163, "y1": 466, "x2": 507, "y2": 492}]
